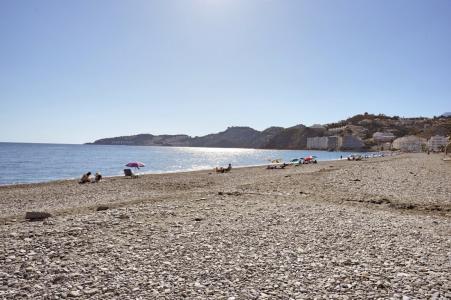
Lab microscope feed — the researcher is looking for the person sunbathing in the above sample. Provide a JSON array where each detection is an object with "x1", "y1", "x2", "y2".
[
  {"x1": 216, "y1": 164, "x2": 232, "y2": 173},
  {"x1": 79, "y1": 172, "x2": 91, "y2": 184},
  {"x1": 94, "y1": 172, "x2": 102, "y2": 183}
]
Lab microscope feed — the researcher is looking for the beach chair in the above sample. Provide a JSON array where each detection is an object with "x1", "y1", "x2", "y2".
[{"x1": 124, "y1": 168, "x2": 138, "y2": 178}]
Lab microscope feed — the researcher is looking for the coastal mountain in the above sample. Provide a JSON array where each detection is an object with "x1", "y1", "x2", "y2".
[
  {"x1": 263, "y1": 125, "x2": 326, "y2": 150},
  {"x1": 89, "y1": 113, "x2": 451, "y2": 150},
  {"x1": 190, "y1": 127, "x2": 263, "y2": 148},
  {"x1": 89, "y1": 125, "x2": 320, "y2": 149},
  {"x1": 91, "y1": 134, "x2": 191, "y2": 146}
]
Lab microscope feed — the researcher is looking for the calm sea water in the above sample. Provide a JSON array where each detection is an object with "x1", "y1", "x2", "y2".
[{"x1": 0, "y1": 143, "x2": 360, "y2": 185}]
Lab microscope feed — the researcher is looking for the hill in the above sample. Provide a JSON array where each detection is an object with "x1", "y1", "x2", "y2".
[
  {"x1": 90, "y1": 134, "x2": 191, "y2": 146},
  {"x1": 89, "y1": 113, "x2": 451, "y2": 150}
]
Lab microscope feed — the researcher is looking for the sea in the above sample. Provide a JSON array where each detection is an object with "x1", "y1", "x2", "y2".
[{"x1": 0, "y1": 143, "x2": 362, "y2": 185}]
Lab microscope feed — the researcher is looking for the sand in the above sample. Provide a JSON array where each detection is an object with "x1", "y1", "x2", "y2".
[{"x1": 0, "y1": 153, "x2": 450, "y2": 299}]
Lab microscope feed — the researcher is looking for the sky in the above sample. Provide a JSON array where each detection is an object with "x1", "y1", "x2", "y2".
[{"x1": 0, "y1": 0, "x2": 450, "y2": 144}]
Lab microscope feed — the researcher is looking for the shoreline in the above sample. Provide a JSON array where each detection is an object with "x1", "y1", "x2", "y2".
[
  {"x1": 1, "y1": 152, "x2": 449, "y2": 222},
  {"x1": 0, "y1": 151, "x2": 393, "y2": 188},
  {"x1": 0, "y1": 156, "x2": 383, "y2": 221}
]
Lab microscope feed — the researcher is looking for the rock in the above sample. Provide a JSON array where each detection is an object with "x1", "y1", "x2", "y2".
[
  {"x1": 25, "y1": 211, "x2": 52, "y2": 221},
  {"x1": 84, "y1": 288, "x2": 99, "y2": 295},
  {"x1": 43, "y1": 219, "x2": 55, "y2": 225},
  {"x1": 96, "y1": 206, "x2": 109, "y2": 211},
  {"x1": 68, "y1": 290, "x2": 81, "y2": 297},
  {"x1": 52, "y1": 275, "x2": 66, "y2": 284},
  {"x1": 194, "y1": 217, "x2": 203, "y2": 222}
]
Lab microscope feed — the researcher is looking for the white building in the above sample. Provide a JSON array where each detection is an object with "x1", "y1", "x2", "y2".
[
  {"x1": 428, "y1": 135, "x2": 449, "y2": 152},
  {"x1": 327, "y1": 126, "x2": 346, "y2": 134},
  {"x1": 392, "y1": 136, "x2": 426, "y2": 152}
]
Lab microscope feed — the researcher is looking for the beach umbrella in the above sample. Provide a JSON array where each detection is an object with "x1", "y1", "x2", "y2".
[{"x1": 125, "y1": 161, "x2": 145, "y2": 169}]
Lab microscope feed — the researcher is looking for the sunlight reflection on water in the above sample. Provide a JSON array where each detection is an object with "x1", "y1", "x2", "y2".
[{"x1": 0, "y1": 143, "x2": 360, "y2": 185}]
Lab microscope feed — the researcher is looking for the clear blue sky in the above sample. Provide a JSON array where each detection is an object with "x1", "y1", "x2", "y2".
[{"x1": 1, "y1": 0, "x2": 450, "y2": 144}]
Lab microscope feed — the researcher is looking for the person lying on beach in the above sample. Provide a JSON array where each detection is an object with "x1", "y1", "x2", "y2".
[
  {"x1": 215, "y1": 167, "x2": 225, "y2": 173},
  {"x1": 266, "y1": 163, "x2": 288, "y2": 169},
  {"x1": 94, "y1": 172, "x2": 102, "y2": 183},
  {"x1": 79, "y1": 172, "x2": 91, "y2": 184},
  {"x1": 216, "y1": 164, "x2": 232, "y2": 173}
]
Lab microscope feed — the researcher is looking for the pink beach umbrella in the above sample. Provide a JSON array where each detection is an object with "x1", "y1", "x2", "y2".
[{"x1": 125, "y1": 161, "x2": 145, "y2": 169}]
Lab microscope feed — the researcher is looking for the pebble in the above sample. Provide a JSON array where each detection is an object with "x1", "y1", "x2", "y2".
[
  {"x1": 68, "y1": 290, "x2": 81, "y2": 297},
  {"x1": 0, "y1": 153, "x2": 449, "y2": 299}
]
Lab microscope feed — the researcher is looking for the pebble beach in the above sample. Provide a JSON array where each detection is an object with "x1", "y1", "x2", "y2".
[{"x1": 0, "y1": 153, "x2": 450, "y2": 299}]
